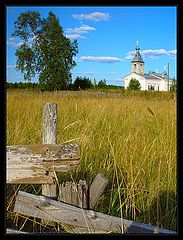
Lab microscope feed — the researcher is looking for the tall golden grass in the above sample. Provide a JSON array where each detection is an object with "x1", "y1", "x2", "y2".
[{"x1": 7, "y1": 89, "x2": 176, "y2": 231}]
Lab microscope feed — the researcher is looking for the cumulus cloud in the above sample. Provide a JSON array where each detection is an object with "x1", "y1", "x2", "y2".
[
  {"x1": 8, "y1": 37, "x2": 16, "y2": 41},
  {"x1": 13, "y1": 42, "x2": 24, "y2": 47},
  {"x1": 72, "y1": 12, "x2": 111, "y2": 22},
  {"x1": 7, "y1": 39, "x2": 16, "y2": 46},
  {"x1": 126, "y1": 49, "x2": 177, "y2": 59},
  {"x1": 7, "y1": 37, "x2": 25, "y2": 48},
  {"x1": 7, "y1": 64, "x2": 16, "y2": 69},
  {"x1": 7, "y1": 35, "x2": 36, "y2": 47},
  {"x1": 65, "y1": 24, "x2": 96, "y2": 39},
  {"x1": 106, "y1": 72, "x2": 118, "y2": 75},
  {"x1": 73, "y1": 71, "x2": 95, "y2": 75},
  {"x1": 72, "y1": 71, "x2": 119, "y2": 75},
  {"x1": 168, "y1": 49, "x2": 177, "y2": 56},
  {"x1": 66, "y1": 24, "x2": 96, "y2": 34},
  {"x1": 66, "y1": 34, "x2": 86, "y2": 39},
  {"x1": 80, "y1": 56, "x2": 123, "y2": 63},
  {"x1": 7, "y1": 39, "x2": 32, "y2": 48}
]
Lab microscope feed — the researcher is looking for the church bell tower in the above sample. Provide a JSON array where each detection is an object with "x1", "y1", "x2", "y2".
[{"x1": 131, "y1": 41, "x2": 144, "y2": 74}]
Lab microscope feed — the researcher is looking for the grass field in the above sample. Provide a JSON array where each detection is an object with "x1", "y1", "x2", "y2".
[{"x1": 6, "y1": 89, "x2": 176, "y2": 231}]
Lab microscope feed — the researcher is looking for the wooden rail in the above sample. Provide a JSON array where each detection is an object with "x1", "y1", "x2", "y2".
[
  {"x1": 13, "y1": 191, "x2": 176, "y2": 234},
  {"x1": 6, "y1": 143, "x2": 80, "y2": 184}
]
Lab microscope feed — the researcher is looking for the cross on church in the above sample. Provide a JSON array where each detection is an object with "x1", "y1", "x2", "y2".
[{"x1": 136, "y1": 40, "x2": 139, "y2": 46}]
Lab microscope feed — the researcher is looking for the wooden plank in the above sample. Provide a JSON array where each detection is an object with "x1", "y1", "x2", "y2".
[
  {"x1": 65, "y1": 181, "x2": 72, "y2": 204},
  {"x1": 42, "y1": 103, "x2": 57, "y2": 226},
  {"x1": 58, "y1": 181, "x2": 88, "y2": 208},
  {"x1": 78, "y1": 180, "x2": 88, "y2": 209},
  {"x1": 42, "y1": 184, "x2": 57, "y2": 198},
  {"x1": 89, "y1": 173, "x2": 108, "y2": 209},
  {"x1": 6, "y1": 228, "x2": 29, "y2": 234},
  {"x1": 58, "y1": 182, "x2": 66, "y2": 202},
  {"x1": 6, "y1": 228, "x2": 65, "y2": 234},
  {"x1": 71, "y1": 182, "x2": 78, "y2": 206},
  {"x1": 42, "y1": 102, "x2": 57, "y2": 145},
  {"x1": 6, "y1": 144, "x2": 80, "y2": 184},
  {"x1": 14, "y1": 191, "x2": 176, "y2": 234}
]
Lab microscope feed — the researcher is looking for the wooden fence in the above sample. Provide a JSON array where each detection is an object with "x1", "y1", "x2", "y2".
[{"x1": 6, "y1": 103, "x2": 176, "y2": 234}]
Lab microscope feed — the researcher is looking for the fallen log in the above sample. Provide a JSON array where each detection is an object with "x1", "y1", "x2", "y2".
[{"x1": 14, "y1": 191, "x2": 176, "y2": 234}]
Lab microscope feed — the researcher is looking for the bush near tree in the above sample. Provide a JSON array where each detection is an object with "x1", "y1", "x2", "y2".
[
  {"x1": 127, "y1": 78, "x2": 141, "y2": 90},
  {"x1": 170, "y1": 79, "x2": 176, "y2": 92},
  {"x1": 73, "y1": 76, "x2": 93, "y2": 90},
  {"x1": 97, "y1": 79, "x2": 107, "y2": 88}
]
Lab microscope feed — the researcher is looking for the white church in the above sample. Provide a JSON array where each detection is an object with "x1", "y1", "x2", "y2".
[{"x1": 123, "y1": 42, "x2": 174, "y2": 91}]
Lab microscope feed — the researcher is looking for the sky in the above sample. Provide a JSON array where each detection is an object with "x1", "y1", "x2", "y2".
[{"x1": 6, "y1": 6, "x2": 177, "y2": 86}]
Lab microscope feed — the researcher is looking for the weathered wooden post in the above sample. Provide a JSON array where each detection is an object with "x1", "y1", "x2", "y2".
[
  {"x1": 89, "y1": 173, "x2": 108, "y2": 209},
  {"x1": 42, "y1": 103, "x2": 58, "y2": 199}
]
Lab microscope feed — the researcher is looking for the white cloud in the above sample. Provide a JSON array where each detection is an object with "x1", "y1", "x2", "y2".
[
  {"x1": 83, "y1": 72, "x2": 95, "y2": 75},
  {"x1": 7, "y1": 40, "x2": 32, "y2": 48},
  {"x1": 8, "y1": 37, "x2": 16, "y2": 41},
  {"x1": 72, "y1": 12, "x2": 111, "y2": 22},
  {"x1": 7, "y1": 40, "x2": 16, "y2": 46},
  {"x1": 13, "y1": 42, "x2": 24, "y2": 47},
  {"x1": 7, "y1": 40, "x2": 23, "y2": 47},
  {"x1": 106, "y1": 72, "x2": 118, "y2": 75},
  {"x1": 168, "y1": 49, "x2": 177, "y2": 56},
  {"x1": 66, "y1": 24, "x2": 96, "y2": 34},
  {"x1": 80, "y1": 56, "x2": 123, "y2": 63},
  {"x1": 126, "y1": 49, "x2": 177, "y2": 59},
  {"x1": 73, "y1": 71, "x2": 95, "y2": 75},
  {"x1": 7, "y1": 64, "x2": 16, "y2": 69},
  {"x1": 72, "y1": 71, "x2": 119, "y2": 75},
  {"x1": 65, "y1": 24, "x2": 96, "y2": 39},
  {"x1": 66, "y1": 34, "x2": 86, "y2": 39}
]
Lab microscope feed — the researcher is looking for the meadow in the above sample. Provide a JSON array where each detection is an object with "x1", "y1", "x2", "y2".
[{"x1": 6, "y1": 89, "x2": 176, "y2": 231}]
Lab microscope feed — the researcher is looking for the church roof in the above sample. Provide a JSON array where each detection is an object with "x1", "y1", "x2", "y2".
[
  {"x1": 150, "y1": 72, "x2": 173, "y2": 80},
  {"x1": 123, "y1": 72, "x2": 173, "y2": 81},
  {"x1": 131, "y1": 47, "x2": 144, "y2": 63}
]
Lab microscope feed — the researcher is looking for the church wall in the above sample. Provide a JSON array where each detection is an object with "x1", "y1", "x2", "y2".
[{"x1": 124, "y1": 75, "x2": 173, "y2": 91}]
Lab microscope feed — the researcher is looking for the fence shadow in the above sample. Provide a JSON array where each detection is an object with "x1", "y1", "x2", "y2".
[{"x1": 141, "y1": 190, "x2": 177, "y2": 232}]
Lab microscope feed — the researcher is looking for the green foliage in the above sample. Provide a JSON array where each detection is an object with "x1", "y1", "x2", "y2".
[
  {"x1": 170, "y1": 79, "x2": 177, "y2": 92},
  {"x1": 12, "y1": 11, "x2": 78, "y2": 90},
  {"x1": 6, "y1": 82, "x2": 39, "y2": 90},
  {"x1": 15, "y1": 43, "x2": 36, "y2": 82},
  {"x1": 127, "y1": 78, "x2": 141, "y2": 90},
  {"x1": 73, "y1": 76, "x2": 93, "y2": 90},
  {"x1": 98, "y1": 79, "x2": 106, "y2": 88}
]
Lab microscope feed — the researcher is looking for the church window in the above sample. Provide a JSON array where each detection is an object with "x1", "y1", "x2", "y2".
[
  {"x1": 140, "y1": 64, "x2": 142, "y2": 72},
  {"x1": 148, "y1": 84, "x2": 155, "y2": 91},
  {"x1": 134, "y1": 64, "x2": 136, "y2": 72}
]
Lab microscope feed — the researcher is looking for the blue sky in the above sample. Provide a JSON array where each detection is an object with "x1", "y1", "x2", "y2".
[{"x1": 6, "y1": 6, "x2": 177, "y2": 86}]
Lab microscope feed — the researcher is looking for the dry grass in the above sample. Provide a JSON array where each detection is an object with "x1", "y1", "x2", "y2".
[{"x1": 6, "y1": 89, "x2": 176, "y2": 231}]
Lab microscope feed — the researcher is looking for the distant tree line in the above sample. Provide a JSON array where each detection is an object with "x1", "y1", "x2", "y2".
[
  {"x1": 7, "y1": 77, "x2": 176, "y2": 92},
  {"x1": 6, "y1": 77, "x2": 125, "y2": 91},
  {"x1": 7, "y1": 82, "x2": 39, "y2": 89}
]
